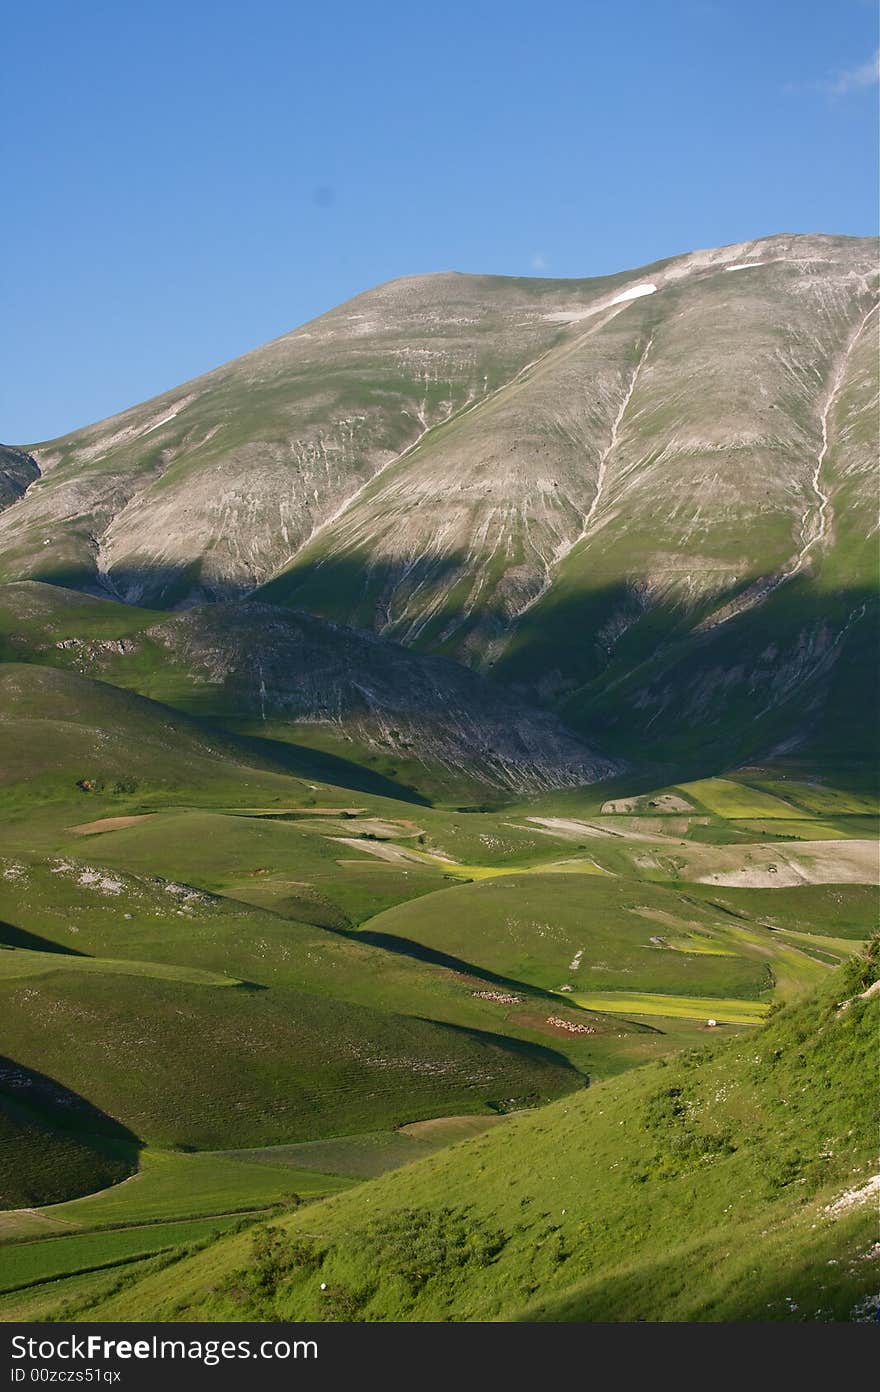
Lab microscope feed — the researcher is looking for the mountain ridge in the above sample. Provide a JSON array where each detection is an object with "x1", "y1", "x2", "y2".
[{"x1": 4, "y1": 233, "x2": 874, "y2": 606}]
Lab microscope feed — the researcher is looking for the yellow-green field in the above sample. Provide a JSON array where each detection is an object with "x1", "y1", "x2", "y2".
[
  {"x1": 732, "y1": 819, "x2": 850, "y2": 840},
  {"x1": 677, "y1": 778, "x2": 805, "y2": 819},
  {"x1": 570, "y1": 992, "x2": 771, "y2": 1024}
]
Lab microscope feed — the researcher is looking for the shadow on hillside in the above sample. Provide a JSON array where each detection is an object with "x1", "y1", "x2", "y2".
[
  {"x1": 0, "y1": 920, "x2": 88, "y2": 955},
  {"x1": 515, "y1": 1217, "x2": 864, "y2": 1322},
  {"x1": 254, "y1": 555, "x2": 880, "y2": 796},
  {"x1": 254, "y1": 547, "x2": 467, "y2": 628},
  {"x1": 14, "y1": 559, "x2": 880, "y2": 797},
  {"x1": 335, "y1": 925, "x2": 580, "y2": 1008},
  {"x1": 418, "y1": 1015, "x2": 585, "y2": 1080},
  {"x1": 0, "y1": 1055, "x2": 142, "y2": 1166},
  {"x1": 500, "y1": 573, "x2": 880, "y2": 796},
  {"x1": 223, "y1": 727, "x2": 431, "y2": 806},
  {"x1": 34, "y1": 561, "x2": 255, "y2": 609}
]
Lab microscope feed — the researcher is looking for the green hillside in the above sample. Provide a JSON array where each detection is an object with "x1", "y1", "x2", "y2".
[
  {"x1": 72, "y1": 945, "x2": 879, "y2": 1323},
  {"x1": 0, "y1": 662, "x2": 312, "y2": 808}
]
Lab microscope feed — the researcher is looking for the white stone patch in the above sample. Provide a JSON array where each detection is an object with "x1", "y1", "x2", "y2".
[
  {"x1": 77, "y1": 869, "x2": 124, "y2": 895},
  {"x1": 824, "y1": 1173, "x2": 880, "y2": 1218},
  {"x1": 542, "y1": 307, "x2": 603, "y2": 324},
  {"x1": 543, "y1": 281, "x2": 657, "y2": 323},
  {"x1": 141, "y1": 409, "x2": 182, "y2": 436}
]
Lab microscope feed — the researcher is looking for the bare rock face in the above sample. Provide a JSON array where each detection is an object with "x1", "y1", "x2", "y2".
[
  {"x1": 152, "y1": 603, "x2": 620, "y2": 792},
  {"x1": 0, "y1": 447, "x2": 39, "y2": 513},
  {"x1": 7, "y1": 232, "x2": 872, "y2": 625},
  {"x1": 261, "y1": 234, "x2": 878, "y2": 671},
  {"x1": 0, "y1": 272, "x2": 596, "y2": 604}
]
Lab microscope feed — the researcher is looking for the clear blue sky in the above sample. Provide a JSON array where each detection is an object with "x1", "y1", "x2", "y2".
[{"x1": 4, "y1": 0, "x2": 877, "y2": 444}]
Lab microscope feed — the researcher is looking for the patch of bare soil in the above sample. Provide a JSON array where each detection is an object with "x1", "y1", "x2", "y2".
[
  {"x1": 601, "y1": 793, "x2": 694, "y2": 814},
  {"x1": 656, "y1": 839, "x2": 880, "y2": 887},
  {"x1": 237, "y1": 806, "x2": 368, "y2": 815},
  {"x1": 647, "y1": 794, "x2": 695, "y2": 812},
  {"x1": 309, "y1": 817, "x2": 422, "y2": 839},
  {"x1": 68, "y1": 814, "x2": 156, "y2": 835},
  {"x1": 332, "y1": 837, "x2": 435, "y2": 867},
  {"x1": 397, "y1": 1115, "x2": 508, "y2": 1140},
  {"x1": 527, "y1": 815, "x2": 683, "y2": 844}
]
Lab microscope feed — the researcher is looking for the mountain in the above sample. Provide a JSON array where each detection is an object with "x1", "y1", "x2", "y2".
[
  {"x1": 0, "y1": 235, "x2": 877, "y2": 1325},
  {"x1": 1, "y1": 232, "x2": 876, "y2": 784}
]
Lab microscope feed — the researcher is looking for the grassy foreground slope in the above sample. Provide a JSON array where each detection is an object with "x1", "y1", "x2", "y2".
[{"x1": 78, "y1": 944, "x2": 879, "y2": 1323}]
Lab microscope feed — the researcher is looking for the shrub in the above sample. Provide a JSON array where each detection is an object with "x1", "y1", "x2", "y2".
[
  {"x1": 225, "y1": 1223, "x2": 322, "y2": 1311},
  {"x1": 350, "y1": 1207, "x2": 507, "y2": 1296}
]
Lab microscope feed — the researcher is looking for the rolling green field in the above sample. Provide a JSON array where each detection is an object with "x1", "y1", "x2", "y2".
[
  {"x1": 357, "y1": 872, "x2": 778, "y2": 997},
  {"x1": 0, "y1": 1217, "x2": 250, "y2": 1296},
  {"x1": 0, "y1": 585, "x2": 876, "y2": 1321},
  {"x1": 569, "y1": 992, "x2": 770, "y2": 1024},
  {"x1": 60, "y1": 947, "x2": 880, "y2": 1323},
  {"x1": 676, "y1": 778, "x2": 807, "y2": 819},
  {"x1": 0, "y1": 1148, "x2": 351, "y2": 1242}
]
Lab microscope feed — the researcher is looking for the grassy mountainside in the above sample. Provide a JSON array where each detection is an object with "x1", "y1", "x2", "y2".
[
  {"x1": 1, "y1": 684, "x2": 871, "y2": 1239},
  {"x1": 0, "y1": 267, "x2": 659, "y2": 604},
  {"x1": 358, "y1": 873, "x2": 776, "y2": 1001},
  {"x1": 68, "y1": 944, "x2": 879, "y2": 1323},
  {"x1": 0, "y1": 971, "x2": 580, "y2": 1151},
  {"x1": 0, "y1": 662, "x2": 313, "y2": 805},
  {"x1": 0, "y1": 1060, "x2": 139, "y2": 1208}
]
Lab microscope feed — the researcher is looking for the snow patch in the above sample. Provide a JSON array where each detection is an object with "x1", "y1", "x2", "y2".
[
  {"x1": 141, "y1": 408, "x2": 183, "y2": 436},
  {"x1": 542, "y1": 281, "x2": 657, "y2": 323},
  {"x1": 724, "y1": 262, "x2": 764, "y2": 272},
  {"x1": 608, "y1": 283, "x2": 657, "y2": 305}
]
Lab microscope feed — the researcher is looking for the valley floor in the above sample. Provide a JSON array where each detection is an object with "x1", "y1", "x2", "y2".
[{"x1": 0, "y1": 716, "x2": 876, "y2": 1319}]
